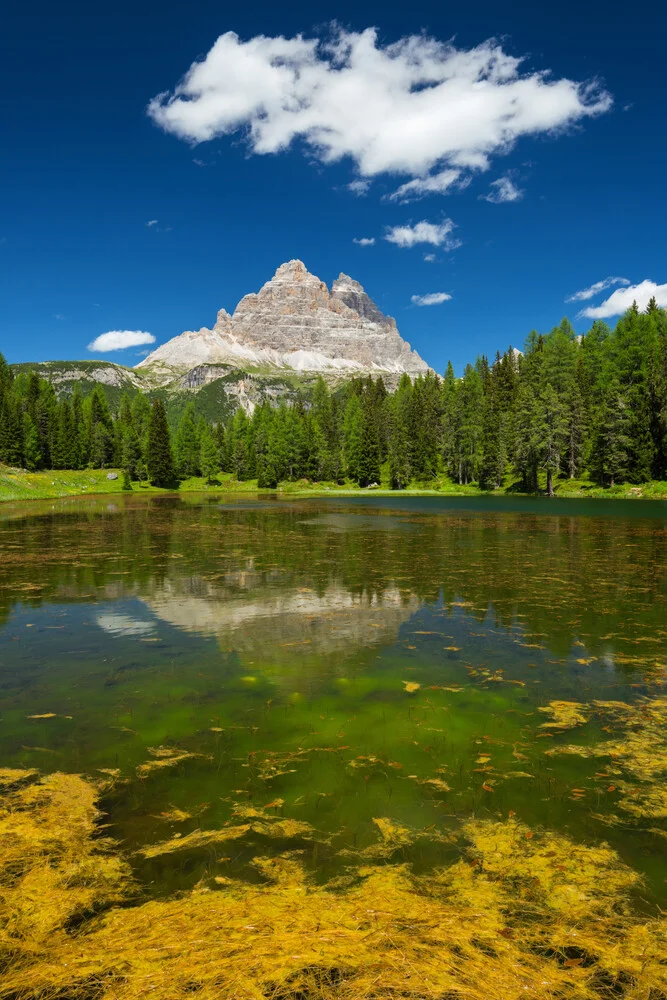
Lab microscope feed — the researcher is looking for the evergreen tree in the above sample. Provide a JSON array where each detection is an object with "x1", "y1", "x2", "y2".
[
  {"x1": 388, "y1": 375, "x2": 412, "y2": 489},
  {"x1": 593, "y1": 380, "x2": 632, "y2": 487},
  {"x1": 22, "y1": 414, "x2": 41, "y2": 471},
  {"x1": 200, "y1": 428, "x2": 219, "y2": 483},
  {"x1": 536, "y1": 384, "x2": 567, "y2": 496},
  {"x1": 343, "y1": 395, "x2": 364, "y2": 484},
  {"x1": 146, "y1": 399, "x2": 174, "y2": 486},
  {"x1": 175, "y1": 403, "x2": 200, "y2": 477},
  {"x1": 121, "y1": 425, "x2": 142, "y2": 479}
]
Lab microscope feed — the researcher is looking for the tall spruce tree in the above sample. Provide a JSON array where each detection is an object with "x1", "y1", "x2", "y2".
[{"x1": 146, "y1": 399, "x2": 174, "y2": 486}]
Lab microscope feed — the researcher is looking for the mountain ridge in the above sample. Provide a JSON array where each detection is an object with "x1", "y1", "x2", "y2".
[{"x1": 138, "y1": 259, "x2": 430, "y2": 376}]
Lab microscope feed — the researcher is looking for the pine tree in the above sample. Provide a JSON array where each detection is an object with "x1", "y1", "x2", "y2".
[
  {"x1": 121, "y1": 425, "x2": 142, "y2": 478},
  {"x1": 565, "y1": 378, "x2": 585, "y2": 479},
  {"x1": 200, "y1": 428, "x2": 219, "y2": 483},
  {"x1": 146, "y1": 399, "x2": 174, "y2": 486},
  {"x1": 343, "y1": 395, "x2": 364, "y2": 484},
  {"x1": 175, "y1": 404, "x2": 200, "y2": 477},
  {"x1": 536, "y1": 383, "x2": 567, "y2": 496},
  {"x1": 513, "y1": 383, "x2": 539, "y2": 492},
  {"x1": 593, "y1": 380, "x2": 632, "y2": 487},
  {"x1": 388, "y1": 375, "x2": 412, "y2": 489},
  {"x1": 0, "y1": 397, "x2": 23, "y2": 467},
  {"x1": 22, "y1": 414, "x2": 41, "y2": 471}
]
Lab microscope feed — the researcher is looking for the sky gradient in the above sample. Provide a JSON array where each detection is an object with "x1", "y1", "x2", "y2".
[{"x1": 1, "y1": 0, "x2": 665, "y2": 374}]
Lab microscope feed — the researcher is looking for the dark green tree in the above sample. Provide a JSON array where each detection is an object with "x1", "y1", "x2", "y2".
[{"x1": 146, "y1": 399, "x2": 174, "y2": 486}]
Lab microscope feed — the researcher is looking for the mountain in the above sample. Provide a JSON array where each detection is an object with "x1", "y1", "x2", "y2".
[
  {"x1": 12, "y1": 262, "x2": 431, "y2": 419},
  {"x1": 138, "y1": 260, "x2": 429, "y2": 377}
]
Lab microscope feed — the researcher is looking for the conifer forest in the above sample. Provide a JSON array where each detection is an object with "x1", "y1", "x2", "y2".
[{"x1": 2, "y1": 301, "x2": 667, "y2": 494}]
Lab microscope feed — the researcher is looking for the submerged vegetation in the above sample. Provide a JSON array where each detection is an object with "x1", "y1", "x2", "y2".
[
  {"x1": 3, "y1": 299, "x2": 667, "y2": 496},
  {"x1": 2, "y1": 756, "x2": 667, "y2": 1000},
  {"x1": 1, "y1": 496, "x2": 666, "y2": 998}
]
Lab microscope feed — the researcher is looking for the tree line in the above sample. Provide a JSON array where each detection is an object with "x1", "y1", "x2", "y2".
[{"x1": 1, "y1": 300, "x2": 666, "y2": 492}]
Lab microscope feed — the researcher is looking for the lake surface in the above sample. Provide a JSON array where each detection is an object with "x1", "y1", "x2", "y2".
[{"x1": 1, "y1": 493, "x2": 666, "y2": 902}]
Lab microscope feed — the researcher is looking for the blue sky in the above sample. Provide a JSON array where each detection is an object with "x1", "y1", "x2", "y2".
[{"x1": 1, "y1": 0, "x2": 665, "y2": 374}]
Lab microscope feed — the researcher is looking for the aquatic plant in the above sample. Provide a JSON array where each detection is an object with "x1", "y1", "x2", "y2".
[{"x1": 2, "y1": 768, "x2": 667, "y2": 1000}]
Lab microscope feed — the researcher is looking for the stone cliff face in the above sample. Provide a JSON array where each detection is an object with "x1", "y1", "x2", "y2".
[{"x1": 138, "y1": 260, "x2": 429, "y2": 375}]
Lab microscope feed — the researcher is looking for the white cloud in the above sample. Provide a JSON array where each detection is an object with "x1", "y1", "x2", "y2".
[
  {"x1": 146, "y1": 219, "x2": 158, "y2": 227},
  {"x1": 566, "y1": 275, "x2": 630, "y2": 302},
  {"x1": 353, "y1": 236, "x2": 375, "y2": 246},
  {"x1": 148, "y1": 27, "x2": 611, "y2": 192},
  {"x1": 423, "y1": 253, "x2": 436, "y2": 262},
  {"x1": 389, "y1": 169, "x2": 462, "y2": 203},
  {"x1": 88, "y1": 331, "x2": 156, "y2": 352},
  {"x1": 348, "y1": 179, "x2": 371, "y2": 196},
  {"x1": 384, "y1": 219, "x2": 460, "y2": 249},
  {"x1": 411, "y1": 292, "x2": 452, "y2": 306},
  {"x1": 579, "y1": 280, "x2": 667, "y2": 319},
  {"x1": 481, "y1": 176, "x2": 523, "y2": 203}
]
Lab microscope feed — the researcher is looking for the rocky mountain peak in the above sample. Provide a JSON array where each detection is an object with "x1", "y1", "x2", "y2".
[{"x1": 138, "y1": 261, "x2": 429, "y2": 375}]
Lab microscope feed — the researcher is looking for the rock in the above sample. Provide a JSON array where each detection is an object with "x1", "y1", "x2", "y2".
[
  {"x1": 138, "y1": 260, "x2": 429, "y2": 376},
  {"x1": 107, "y1": 472, "x2": 118, "y2": 481}
]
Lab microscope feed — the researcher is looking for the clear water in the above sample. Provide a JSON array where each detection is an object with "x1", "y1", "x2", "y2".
[{"x1": 1, "y1": 493, "x2": 665, "y2": 900}]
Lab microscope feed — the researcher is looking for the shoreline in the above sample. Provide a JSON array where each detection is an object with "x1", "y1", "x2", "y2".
[{"x1": 2, "y1": 466, "x2": 667, "y2": 505}]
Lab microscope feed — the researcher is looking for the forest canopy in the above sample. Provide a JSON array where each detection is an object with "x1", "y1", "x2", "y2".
[{"x1": 1, "y1": 300, "x2": 666, "y2": 492}]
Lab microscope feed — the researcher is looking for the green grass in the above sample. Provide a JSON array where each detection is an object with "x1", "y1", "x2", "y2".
[{"x1": 2, "y1": 466, "x2": 666, "y2": 505}]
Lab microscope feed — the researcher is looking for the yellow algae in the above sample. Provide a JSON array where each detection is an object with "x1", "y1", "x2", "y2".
[
  {"x1": 372, "y1": 816, "x2": 413, "y2": 846},
  {"x1": 0, "y1": 767, "x2": 38, "y2": 789},
  {"x1": 138, "y1": 810, "x2": 318, "y2": 859},
  {"x1": 549, "y1": 697, "x2": 667, "y2": 827},
  {"x1": 136, "y1": 745, "x2": 210, "y2": 776},
  {"x1": 538, "y1": 700, "x2": 589, "y2": 729},
  {"x1": 402, "y1": 680, "x2": 421, "y2": 693},
  {"x1": 2, "y1": 769, "x2": 667, "y2": 1000},
  {"x1": 154, "y1": 807, "x2": 193, "y2": 823},
  {"x1": 137, "y1": 824, "x2": 253, "y2": 858}
]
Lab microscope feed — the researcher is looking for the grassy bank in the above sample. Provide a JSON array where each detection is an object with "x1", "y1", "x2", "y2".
[{"x1": 1, "y1": 465, "x2": 667, "y2": 504}]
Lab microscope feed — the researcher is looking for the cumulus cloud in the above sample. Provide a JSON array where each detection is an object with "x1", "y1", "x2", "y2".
[
  {"x1": 411, "y1": 292, "x2": 452, "y2": 306},
  {"x1": 424, "y1": 253, "x2": 436, "y2": 262},
  {"x1": 384, "y1": 220, "x2": 460, "y2": 249},
  {"x1": 566, "y1": 275, "x2": 630, "y2": 302},
  {"x1": 353, "y1": 236, "x2": 375, "y2": 246},
  {"x1": 389, "y1": 169, "x2": 463, "y2": 203},
  {"x1": 88, "y1": 331, "x2": 156, "y2": 352},
  {"x1": 579, "y1": 280, "x2": 667, "y2": 319},
  {"x1": 146, "y1": 219, "x2": 158, "y2": 227},
  {"x1": 148, "y1": 27, "x2": 611, "y2": 193},
  {"x1": 481, "y1": 176, "x2": 524, "y2": 203}
]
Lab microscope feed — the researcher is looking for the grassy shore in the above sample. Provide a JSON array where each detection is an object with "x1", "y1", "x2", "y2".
[{"x1": 1, "y1": 465, "x2": 667, "y2": 504}]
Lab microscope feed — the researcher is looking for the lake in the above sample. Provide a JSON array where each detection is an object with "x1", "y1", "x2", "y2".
[{"x1": 1, "y1": 493, "x2": 666, "y2": 999}]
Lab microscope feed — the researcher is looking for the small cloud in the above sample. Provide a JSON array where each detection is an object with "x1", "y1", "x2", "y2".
[
  {"x1": 0, "y1": 236, "x2": 7, "y2": 245},
  {"x1": 424, "y1": 253, "x2": 436, "y2": 262},
  {"x1": 389, "y1": 169, "x2": 462, "y2": 203},
  {"x1": 353, "y1": 236, "x2": 375, "y2": 246},
  {"x1": 566, "y1": 276, "x2": 630, "y2": 303},
  {"x1": 54, "y1": 314, "x2": 65, "y2": 321},
  {"x1": 411, "y1": 292, "x2": 452, "y2": 306},
  {"x1": 135, "y1": 349, "x2": 153, "y2": 357},
  {"x1": 88, "y1": 330, "x2": 156, "y2": 352},
  {"x1": 193, "y1": 158, "x2": 211, "y2": 166},
  {"x1": 384, "y1": 219, "x2": 460, "y2": 250},
  {"x1": 481, "y1": 176, "x2": 524, "y2": 204},
  {"x1": 146, "y1": 219, "x2": 159, "y2": 227},
  {"x1": 348, "y1": 179, "x2": 371, "y2": 196},
  {"x1": 578, "y1": 279, "x2": 667, "y2": 319}
]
